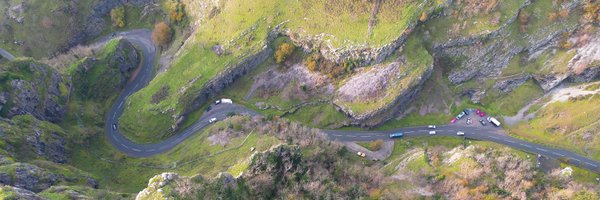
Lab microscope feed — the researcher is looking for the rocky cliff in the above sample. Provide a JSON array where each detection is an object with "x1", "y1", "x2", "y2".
[{"x1": 0, "y1": 59, "x2": 69, "y2": 122}]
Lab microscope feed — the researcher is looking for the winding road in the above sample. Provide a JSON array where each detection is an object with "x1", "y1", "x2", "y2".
[{"x1": 2, "y1": 30, "x2": 598, "y2": 174}]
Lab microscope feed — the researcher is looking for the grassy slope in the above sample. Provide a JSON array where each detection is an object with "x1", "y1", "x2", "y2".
[
  {"x1": 119, "y1": 0, "x2": 444, "y2": 143},
  {"x1": 335, "y1": 35, "x2": 433, "y2": 116},
  {"x1": 71, "y1": 116, "x2": 280, "y2": 192},
  {"x1": 509, "y1": 94, "x2": 600, "y2": 161}
]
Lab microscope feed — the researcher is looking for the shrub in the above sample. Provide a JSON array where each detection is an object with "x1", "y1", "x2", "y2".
[
  {"x1": 151, "y1": 85, "x2": 170, "y2": 104},
  {"x1": 305, "y1": 55, "x2": 318, "y2": 72},
  {"x1": 274, "y1": 43, "x2": 295, "y2": 64},
  {"x1": 167, "y1": 0, "x2": 186, "y2": 23},
  {"x1": 152, "y1": 22, "x2": 173, "y2": 47},
  {"x1": 110, "y1": 6, "x2": 126, "y2": 28},
  {"x1": 369, "y1": 140, "x2": 384, "y2": 151},
  {"x1": 419, "y1": 12, "x2": 428, "y2": 22}
]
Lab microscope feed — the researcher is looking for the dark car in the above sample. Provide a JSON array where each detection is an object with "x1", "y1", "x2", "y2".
[
  {"x1": 479, "y1": 119, "x2": 487, "y2": 126},
  {"x1": 463, "y1": 109, "x2": 470, "y2": 115}
]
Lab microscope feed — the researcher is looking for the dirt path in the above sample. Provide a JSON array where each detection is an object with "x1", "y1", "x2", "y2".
[{"x1": 504, "y1": 81, "x2": 600, "y2": 126}]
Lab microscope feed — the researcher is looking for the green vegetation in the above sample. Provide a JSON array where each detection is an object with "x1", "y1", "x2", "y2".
[
  {"x1": 110, "y1": 6, "x2": 126, "y2": 28},
  {"x1": 335, "y1": 35, "x2": 433, "y2": 116},
  {"x1": 357, "y1": 140, "x2": 384, "y2": 151},
  {"x1": 481, "y1": 79, "x2": 544, "y2": 116},
  {"x1": 71, "y1": 116, "x2": 280, "y2": 192},
  {"x1": 584, "y1": 83, "x2": 600, "y2": 91},
  {"x1": 119, "y1": 0, "x2": 444, "y2": 143},
  {"x1": 510, "y1": 94, "x2": 600, "y2": 160}
]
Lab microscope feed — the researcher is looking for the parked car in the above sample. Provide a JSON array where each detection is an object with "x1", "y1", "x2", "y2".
[
  {"x1": 215, "y1": 98, "x2": 233, "y2": 104},
  {"x1": 208, "y1": 118, "x2": 217, "y2": 123},
  {"x1": 457, "y1": 112, "x2": 466, "y2": 119},
  {"x1": 479, "y1": 119, "x2": 487, "y2": 126},
  {"x1": 457, "y1": 131, "x2": 465, "y2": 136},
  {"x1": 428, "y1": 125, "x2": 436, "y2": 129},
  {"x1": 357, "y1": 152, "x2": 366, "y2": 157},
  {"x1": 389, "y1": 132, "x2": 404, "y2": 139},
  {"x1": 466, "y1": 118, "x2": 472, "y2": 125},
  {"x1": 429, "y1": 131, "x2": 436, "y2": 135},
  {"x1": 475, "y1": 108, "x2": 481, "y2": 115},
  {"x1": 112, "y1": 123, "x2": 117, "y2": 130},
  {"x1": 450, "y1": 118, "x2": 457, "y2": 124},
  {"x1": 463, "y1": 109, "x2": 470, "y2": 115}
]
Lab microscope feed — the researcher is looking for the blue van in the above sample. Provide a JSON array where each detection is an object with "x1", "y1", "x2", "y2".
[{"x1": 389, "y1": 132, "x2": 404, "y2": 139}]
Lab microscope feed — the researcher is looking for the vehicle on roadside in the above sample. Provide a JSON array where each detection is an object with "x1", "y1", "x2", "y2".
[
  {"x1": 357, "y1": 152, "x2": 366, "y2": 157},
  {"x1": 428, "y1": 125, "x2": 436, "y2": 129},
  {"x1": 389, "y1": 132, "x2": 404, "y2": 139},
  {"x1": 463, "y1": 109, "x2": 470, "y2": 115},
  {"x1": 488, "y1": 117, "x2": 501, "y2": 127},
  {"x1": 479, "y1": 119, "x2": 487, "y2": 126},
  {"x1": 478, "y1": 111, "x2": 486, "y2": 117},
  {"x1": 429, "y1": 131, "x2": 436, "y2": 135},
  {"x1": 475, "y1": 108, "x2": 481, "y2": 115},
  {"x1": 208, "y1": 118, "x2": 218, "y2": 123},
  {"x1": 456, "y1": 112, "x2": 466, "y2": 119},
  {"x1": 215, "y1": 98, "x2": 233, "y2": 104},
  {"x1": 451, "y1": 118, "x2": 457, "y2": 124},
  {"x1": 112, "y1": 123, "x2": 117, "y2": 130},
  {"x1": 457, "y1": 131, "x2": 465, "y2": 136}
]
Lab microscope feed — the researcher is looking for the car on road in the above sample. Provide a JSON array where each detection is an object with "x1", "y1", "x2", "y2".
[
  {"x1": 215, "y1": 98, "x2": 233, "y2": 105},
  {"x1": 389, "y1": 132, "x2": 404, "y2": 139},
  {"x1": 208, "y1": 118, "x2": 218, "y2": 123},
  {"x1": 428, "y1": 125, "x2": 436, "y2": 129},
  {"x1": 112, "y1": 123, "x2": 117, "y2": 130},
  {"x1": 429, "y1": 131, "x2": 436, "y2": 135},
  {"x1": 357, "y1": 152, "x2": 366, "y2": 157},
  {"x1": 479, "y1": 119, "x2": 487, "y2": 126},
  {"x1": 457, "y1": 131, "x2": 465, "y2": 136},
  {"x1": 450, "y1": 118, "x2": 457, "y2": 124}
]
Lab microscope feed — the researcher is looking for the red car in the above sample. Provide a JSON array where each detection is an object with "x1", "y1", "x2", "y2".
[
  {"x1": 475, "y1": 109, "x2": 481, "y2": 115},
  {"x1": 479, "y1": 111, "x2": 486, "y2": 117},
  {"x1": 450, "y1": 118, "x2": 457, "y2": 124}
]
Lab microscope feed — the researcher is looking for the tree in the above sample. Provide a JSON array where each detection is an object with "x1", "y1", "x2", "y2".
[
  {"x1": 274, "y1": 43, "x2": 295, "y2": 64},
  {"x1": 369, "y1": 140, "x2": 384, "y2": 151},
  {"x1": 152, "y1": 22, "x2": 173, "y2": 47},
  {"x1": 167, "y1": 0, "x2": 186, "y2": 23},
  {"x1": 110, "y1": 6, "x2": 126, "y2": 28}
]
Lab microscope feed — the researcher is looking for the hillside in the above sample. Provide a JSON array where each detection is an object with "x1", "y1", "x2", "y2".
[{"x1": 0, "y1": 0, "x2": 598, "y2": 199}]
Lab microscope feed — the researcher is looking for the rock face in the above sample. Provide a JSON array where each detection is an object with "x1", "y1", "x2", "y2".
[
  {"x1": 135, "y1": 172, "x2": 180, "y2": 200},
  {"x1": 71, "y1": 39, "x2": 140, "y2": 100},
  {"x1": 0, "y1": 60, "x2": 70, "y2": 123},
  {"x1": 494, "y1": 74, "x2": 532, "y2": 93},
  {"x1": 0, "y1": 163, "x2": 60, "y2": 193},
  {"x1": 0, "y1": 186, "x2": 45, "y2": 200},
  {"x1": 26, "y1": 130, "x2": 68, "y2": 164}
]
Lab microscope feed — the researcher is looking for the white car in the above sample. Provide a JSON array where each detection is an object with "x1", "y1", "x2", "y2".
[
  {"x1": 429, "y1": 131, "x2": 436, "y2": 135},
  {"x1": 428, "y1": 125, "x2": 436, "y2": 129},
  {"x1": 208, "y1": 118, "x2": 217, "y2": 123},
  {"x1": 357, "y1": 152, "x2": 366, "y2": 157},
  {"x1": 457, "y1": 131, "x2": 465, "y2": 136}
]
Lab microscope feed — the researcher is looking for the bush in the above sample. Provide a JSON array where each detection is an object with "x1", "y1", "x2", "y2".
[
  {"x1": 370, "y1": 140, "x2": 384, "y2": 151},
  {"x1": 274, "y1": 43, "x2": 295, "y2": 64},
  {"x1": 152, "y1": 22, "x2": 173, "y2": 47},
  {"x1": 305, "y1": 55, "x2": 318, "y2": 72},
  {"x1": 110, "y1": 6, "x2": 126, "y2": 28},
  {"x1": 151, "y1": 85, "x2": 170, "y2": 104},
  {"x1": 419, "y1": 12, "x2": 428, "y2": 22},
  {"x1": 167, "y1": 0, "x2": 186, "y2": 23}
]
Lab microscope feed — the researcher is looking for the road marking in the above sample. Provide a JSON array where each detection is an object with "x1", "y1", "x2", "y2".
[
  {"x1": 360, "y1": 136, "x2": 371, "y2": 138},
  {"x1": 505, "y1": 140, "x2": 515, "y2": 143},
  {"x1": 553, "y1": 152, "x2": 565, "y2": 157},
  {"x1": 118, "y1": 101, "x2": 124, "y2": 108},
  {"x1": 112, "y1": 113, "x2": 116, "y2": 118},
  {"x1": 347, "y1": 135, "x2": 356, "y2": 138},
  {"x1": 333, "y1": 134, "x2": 342, "y2": 137},
  {"x1": 148, "y1": 149, "x2": 156, "y2": 152},
  {"x1": 535, "y1": 148, "x2": 547, "y2": 152},
  {"x1": 132, "y1": 148, "x2": 141, "y2": 152},
  {"x1": 489, "y1": 136, "x2": 499, "y2": 139},
  {"x1": 134, "y1": 83, "x2": 139, "y2": 88},
  {"x1": 112, "y1": 135, "x2": 117, "y2": 140},
  {"x1": 405, "y1": 131, "x2": 413, "y2": 133},
  {"x1": 519, "y1": 143, "x2": 531, "y2": 148},
  {"x1": 586, "y1": 162, "x2": 596, "y2": 167}
]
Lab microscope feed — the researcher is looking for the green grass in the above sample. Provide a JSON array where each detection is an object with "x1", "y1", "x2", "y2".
[
  {"x1": 334, "y1": 34, "x2": 433, "y2": 116},
  {"x1": 481, "y1": 79, "x2": 544, "y2": 116},
  {"x1": 559, "y1": 163, "x2": 600, "y2": 184},
  {"x1": 285, "y1": 104, "x2": 348, "y2": 128},
  {"x1": 70, "y1": 116, "x2": 280, "y2": 192},
  {"x1": 426, "y1": 0, "x2": 525, "y2": 43},
  {"x1": 119, "y1": 0, "x2": 445, "y2": 143},
  {"x1": 509, "y1": 94, "x2": 600, "y2": 161},
  {"x1": 584, "y1": 83, "x2": 600, "y2": 91}
]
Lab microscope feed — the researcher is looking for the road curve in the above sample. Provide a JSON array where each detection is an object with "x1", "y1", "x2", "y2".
[{"x1": 83, "y1": 30, "x2": 599, "y2": 174}]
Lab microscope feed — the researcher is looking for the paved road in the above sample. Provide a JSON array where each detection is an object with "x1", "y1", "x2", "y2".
[
  {"x1": 0, "y1": 48, "x2": 15, "y2": 61},
  {"x1": 81, "y1": 30, "x2": 598, "y2": 174}
]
